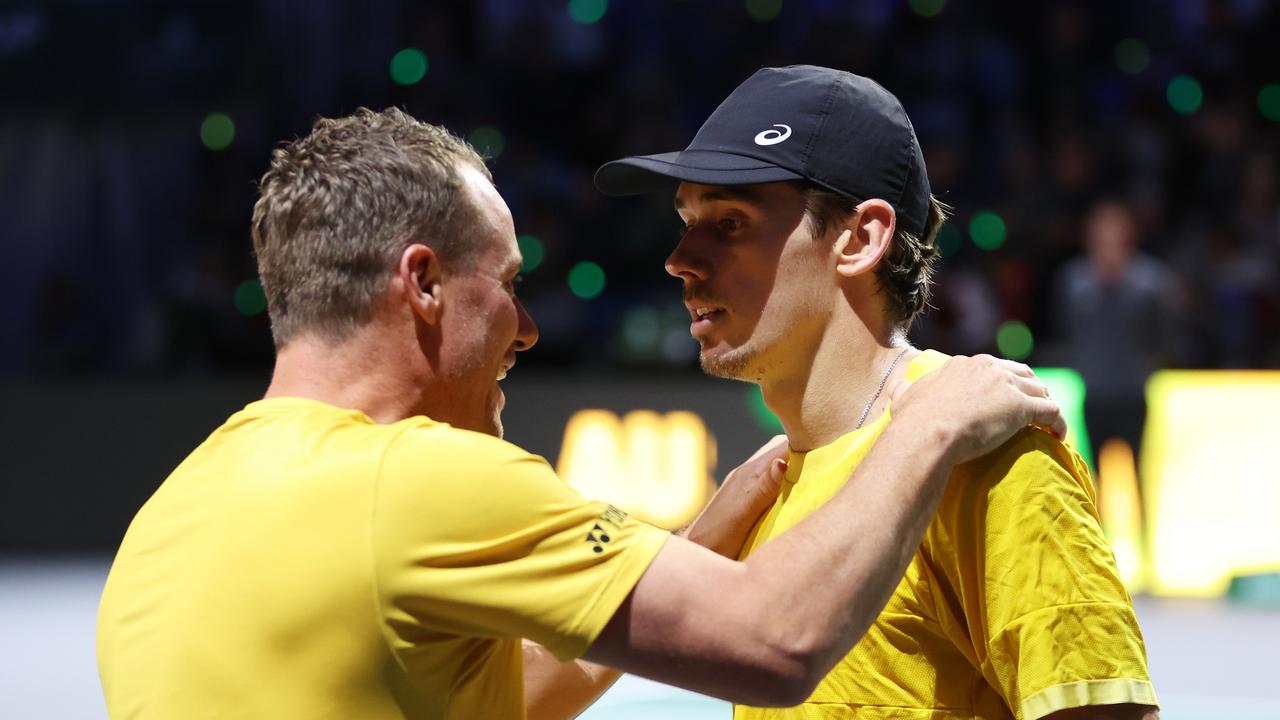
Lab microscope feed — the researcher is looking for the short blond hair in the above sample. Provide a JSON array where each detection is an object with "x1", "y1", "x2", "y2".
[{"x1": 251, "y1": 107, "x2": 490, "y2": 345}]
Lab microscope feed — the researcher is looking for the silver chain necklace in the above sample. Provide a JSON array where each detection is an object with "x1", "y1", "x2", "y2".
[{"x1": 854, "y1": 347, "x2": 911, "y2": 430}]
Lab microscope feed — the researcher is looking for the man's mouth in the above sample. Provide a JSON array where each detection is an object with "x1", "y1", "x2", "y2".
[{"x1": 689, "y1": 305, "x2": 725, "y2": 334}]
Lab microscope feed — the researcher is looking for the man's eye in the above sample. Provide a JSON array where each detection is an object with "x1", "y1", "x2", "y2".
[{"x1": 719, "y1": 217, "x2": 742, "y2": 232}]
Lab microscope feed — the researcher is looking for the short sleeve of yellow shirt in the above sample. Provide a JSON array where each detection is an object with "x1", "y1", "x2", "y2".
[
  {"x1": 373, "y1": 423, "x2": 670, "y2": 662},
  {"x1": 937, "y1": 429, "x2": 1156, "y2": 718}
]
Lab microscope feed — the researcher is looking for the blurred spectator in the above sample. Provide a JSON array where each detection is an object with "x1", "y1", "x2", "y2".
[{"x1": 1052, "y1": 200, "x2": 1182, "y2": 456}]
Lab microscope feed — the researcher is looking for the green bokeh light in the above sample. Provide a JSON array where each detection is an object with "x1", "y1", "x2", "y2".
[
  {"x1": 468, "y1": 125, "x2": 505, "y2": 160},
  {"x1": 996, "y1": 320, "x2": 1034, "y2": 360},
  {"x1": 200, "y1": 113, "x2": 235, "y2": 151},
  {"x1": 568, "y1": 0, "x2": 607, "y2": 24},
  {"x1": 389, "y1": 48, "x2": 428, "y2": 86},
  {"x1": 1114, "y1": 38, "x2": 1150, "y2": 75},
  {"x1": 517, "y1": 234, "x2": 544, "y2": 272},
  {"x1": 909, "y1": 0, "x2": 946, "y2": 18},
  {"x1": 1167, "y1": 75, "x2": 1204, "y2": 115},
  {"x1": 746, "y1": 385, "x2": 784, "y2": 435},
  {"x1": 745, "y1": 0, "x2": 783, "y2": 22},
  {"x1": 1258, "y1": 83, "x2": 1280, "y2": 122},
  {"x1": 936, "y1": 223, "x2": 961, "y2": 258},
  {"x1": 968, "y1": 210, "x2": 1007, "y2": 250},
  {"x1": 234, "y1": 279, "x2": 267, "y2": 316},
  {"x1": 568, "y1": 261, "x2": 606, "y2": 299},
  {"x1": 1033, "y1": 367, "x2": 1092, "y2": 468}
]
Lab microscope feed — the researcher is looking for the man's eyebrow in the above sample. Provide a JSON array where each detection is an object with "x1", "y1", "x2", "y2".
[{"x1": 674, "y1": 185, "x2": 764, "y2": 211}]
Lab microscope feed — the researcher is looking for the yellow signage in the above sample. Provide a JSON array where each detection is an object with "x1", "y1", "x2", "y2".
[
  {"x1": 1143, "y1": 371, "x2": 1280, "y2": 596},
  {"x1": 556, "y1": 410, "x2": 717, "y2": 530}
]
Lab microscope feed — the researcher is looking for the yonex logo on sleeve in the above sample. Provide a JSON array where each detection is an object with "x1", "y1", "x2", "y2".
[
  {"x1": 586, "y1": 505, "x2": 628, "y2": 553},
  {"x1": 754, "y1": 124, "x2": 792, "y2": 146}
]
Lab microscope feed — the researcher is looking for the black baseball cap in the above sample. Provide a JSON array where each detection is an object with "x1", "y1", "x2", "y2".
[{"x1": 595, "y1": 65, "x2": 932, "y2": 236}]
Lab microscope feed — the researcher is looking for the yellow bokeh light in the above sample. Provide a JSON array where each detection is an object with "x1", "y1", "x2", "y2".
[
  {"x1": 557, "y1": 410, "x2": 717, "y2": 530},
  {"x1": 1097, "y1": 438, "x2": 1146, "y2": 591},
  {"x1": 1143, "y1": 371, "x2": 1280, "y2": 596}
]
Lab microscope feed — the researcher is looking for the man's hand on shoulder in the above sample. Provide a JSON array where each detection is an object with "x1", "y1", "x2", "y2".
[{"x1": 890, "y1": 354, "x2": 1066, "y2": 466}]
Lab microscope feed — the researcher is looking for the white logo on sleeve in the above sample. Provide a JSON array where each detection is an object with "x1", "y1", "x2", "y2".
[{"x1": 754, "y1": 124, "x2": 792, "y2": 146}]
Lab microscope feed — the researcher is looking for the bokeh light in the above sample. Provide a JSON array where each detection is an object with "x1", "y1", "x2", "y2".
[
  {"x1": 468, "y1": 125, "x2": 505, "y2": 160},
  {"x1": 622, "y1": 306, "x2": 661, "y2": 353},
  {"x1": 745, "y1": 0, "x2": 783, "y2": 22},
  {"x1": 745, "y1": 385, "x2": 784, "y2": 434},
  {"x1": 996, "y1": 320, "x2": 1033, "y2": 360},
  {"x1": 1167, "y1": 74, "x2": 1204, "y2": 115},
  {"x1": 234, "y1": 279, "x2": 267, "y2": 316},
  {"x1": 517, "y1": 234, "x2": 544, "y2": 272},
  {"x1": 968, "y1": 210, "x2": 1007, "y2": 250},
  {"x1": 389, "y1": 48, "x2": 428, "y2": 86},
  {"x1": 1114, "y1": 39, "x2": 1150, "y2": 75},
  {"x1": 568, "y1": 0, "x2": 607, "y2": 24},
  {"x1": 568, "y1": 261, "x2": 606, "y2": 299},
  {"x1": 200, "y1": 113, "x2": 235, "y2": 151},
  {"x1": 1258, "y1": 83, "x2": 1280, "y2": 122},
  {"x1": 909, "y1": 0, "x2": 946, "y2": 18}
]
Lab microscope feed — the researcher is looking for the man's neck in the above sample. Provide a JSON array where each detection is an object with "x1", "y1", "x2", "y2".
[
  {"x1": 758, "y1": 320, "x2": 915, "y2": 452},
  {"x1": 264, "y1": 329, "x2": 426, "y2": 425}
]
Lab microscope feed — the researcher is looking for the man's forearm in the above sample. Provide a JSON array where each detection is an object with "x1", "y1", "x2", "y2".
[{"x1": 522, "y1": 640, "x2": 621, "y2": 720}]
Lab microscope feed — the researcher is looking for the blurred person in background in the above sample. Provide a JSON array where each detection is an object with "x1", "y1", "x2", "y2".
[
  {"x1": 96, "y1": 107, "x2": 1064, "y2": 720},
  {"x1": 1053, "y1": 199, "x2": 1182, "y2": 461},
  {"x1": 597, "y1": 65, "x2": 1158, "y2": 720}
]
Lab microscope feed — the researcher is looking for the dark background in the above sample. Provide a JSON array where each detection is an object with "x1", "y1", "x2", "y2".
[{"x1": 2, "y1": 0, "x2": 1277, "y2": 551}]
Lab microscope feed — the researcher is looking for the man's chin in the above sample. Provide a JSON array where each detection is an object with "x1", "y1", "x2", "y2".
[{"x1": 699, "y1": 347, "x2": 754, "y2": 381}]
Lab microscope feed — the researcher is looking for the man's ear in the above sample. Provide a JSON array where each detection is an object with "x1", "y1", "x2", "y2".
[
  {"x1": 834, "y1": 199, "x2": 897, "y2": 278},
  {"x1": 399, "y1": 243, "x2": 443, "y2": 325}
]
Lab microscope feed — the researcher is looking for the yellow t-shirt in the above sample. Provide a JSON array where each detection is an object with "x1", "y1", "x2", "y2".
[
  {"x1": 97, "y1": 397, "x2": 669, "y2": 720},
  {"x1": 736, "y1": 351, "x2": 1157, "y2": 720}
]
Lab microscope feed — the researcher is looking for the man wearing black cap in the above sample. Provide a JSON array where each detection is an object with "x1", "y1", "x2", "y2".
[{"x1": 597, "y1": 66, "x2": 1159, "y2": 720}]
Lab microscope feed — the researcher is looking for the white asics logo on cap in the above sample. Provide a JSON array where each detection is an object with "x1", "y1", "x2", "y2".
[{"x1": 754, "y1": 124, "x2": 792, "y2": 146}]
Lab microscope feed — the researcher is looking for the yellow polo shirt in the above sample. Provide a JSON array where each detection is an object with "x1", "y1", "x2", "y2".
[
  {"x1": 98, "y1": 397, "x2": 669, "y2": 719},
  {"x1": 736, "y1": 351, "x2": 1156, "y2": 720}
]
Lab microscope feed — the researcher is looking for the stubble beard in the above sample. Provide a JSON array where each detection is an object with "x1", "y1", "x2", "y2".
[{"x1": 698, "y1": 341, "x2": 760, "y2": 381}]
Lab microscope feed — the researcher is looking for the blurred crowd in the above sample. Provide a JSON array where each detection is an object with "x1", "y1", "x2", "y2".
[{"x1": 2, "y1": 0, "x2": 1277, "y2": 379}]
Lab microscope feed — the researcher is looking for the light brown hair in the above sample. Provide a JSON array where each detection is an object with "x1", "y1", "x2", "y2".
[
  {"x1": 801, "y1": 186, "x2": 948, "y2": 330},
  {"x1": 250, "y1": 107, "x2": 490, "y2": 345}
]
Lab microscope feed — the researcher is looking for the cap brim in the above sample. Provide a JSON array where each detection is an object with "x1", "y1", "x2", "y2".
[{"x1": 594, "y1": 150, "x2": 804, "y2": 196}]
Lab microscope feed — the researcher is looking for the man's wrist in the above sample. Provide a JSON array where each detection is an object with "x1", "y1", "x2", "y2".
[{"x1": 883, "y1": 411, "x2": 958, "y2": 468}]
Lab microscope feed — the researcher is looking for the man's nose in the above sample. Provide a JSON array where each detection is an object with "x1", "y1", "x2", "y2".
[
  {"x1": 664, "y1": 231, "x2": 710, "y2": 281},
  {"x1": 513, "y1": 297, "x2": 539, "y2": 351}
]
